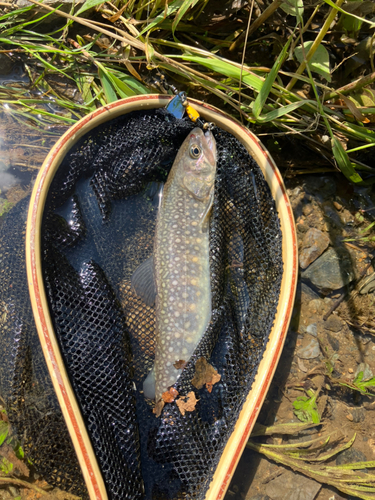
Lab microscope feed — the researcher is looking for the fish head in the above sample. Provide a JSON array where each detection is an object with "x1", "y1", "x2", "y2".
[{"x1": 180, "y1": 128, "x2": 217, "y2": 201}]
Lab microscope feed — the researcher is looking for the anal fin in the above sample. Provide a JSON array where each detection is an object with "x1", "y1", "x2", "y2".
[{"x1": 131, "y1": 256, "x2": 157, "y2": 306}]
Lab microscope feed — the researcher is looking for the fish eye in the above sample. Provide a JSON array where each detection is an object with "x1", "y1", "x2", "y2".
[{"x1": 190, "y1": 144, "x2": 201, "y2": 158}]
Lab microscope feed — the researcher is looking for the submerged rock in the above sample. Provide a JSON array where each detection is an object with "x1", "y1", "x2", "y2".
[
  {"x1": 297, "y1": 337, "x2": 320, "y2": 359},
  {"x1": 265, "y1": 470, "x2": 321, "y2": 500},
  {"x1": 299, "y1": 228, "x2": 330, "y2": 269},
  {"x1": 301, "y1": 247, "x2": 355, "y2": 292}
]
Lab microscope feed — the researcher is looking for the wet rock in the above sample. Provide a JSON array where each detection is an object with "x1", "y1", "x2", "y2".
[
  {"x1": 336, "y1": 447, "x2": 367, "y2": 466},
  {"x1": 355, "y1": 363, "x2": 373, "y2": 381},
  {"x1": 326, "y1": 332, "x2": 340, "y2": 352},
  {"x1": 301, "y1": 283, "x2": 320, "y2": 301},
  {"x1": 301, "y1": 247, "x2": 355, "y2": 292},
  {"x1": 308, "y1": 298, "x2": 332, "y2": 315},
  {"x1": 302, "y1": 203, "x2": 314, "y2": 216},
  {"x1": 360, "y1": 274, "x2": 375, "y2": 294},
  {"x1": 349, "y1": 407, "x2": 366, "y2": 423},
  {"x1": 306, "y1": 323, "x2": 317, "y2": 337},
  {"x1": 323, "y1": 205, "x2": 343, "y2": 229},
  {"x1": 247, "y1": 496, "x2": 271, "y2": 500},
  {"x1": 0, "y1": 490, "x2": 12, "y2": 499},
  {"x1": 299, "y1": 228, "x2": 330, "y2": 269},
  {"x1": 297, "y1": 337, "x2": 320, "y2": 359},
  {"x1": 265, "y1": 470, "x2": 321, "y2": 500},
  {"x1": 324, "y1": 315, "x2": 343, "y2": 333}
]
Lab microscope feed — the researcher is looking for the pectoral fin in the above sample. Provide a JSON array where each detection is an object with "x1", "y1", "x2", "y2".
[
  {"x1": 200, "y1": 187, "x2": 215, "y2": 229},
  {"x1": 131, "y1": 256, "x2": 157, "y2": 306}
]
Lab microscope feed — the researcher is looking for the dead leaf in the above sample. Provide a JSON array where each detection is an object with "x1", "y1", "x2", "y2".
[
  {"x1": 174, "y1": 360, "x2": 187, "y2": 370},
  {"x1": 191, "y1": 357, "x2": 221, "y2": 391},
  {"x1": 162, "y1": 387, "x2": 179, "y2": 403},
  {"x1": 153, "y1": 400, "x2": 165, "y2": 418},
  {"x1": 176, "y1": 392, "x2": 199, "y2": 416}
]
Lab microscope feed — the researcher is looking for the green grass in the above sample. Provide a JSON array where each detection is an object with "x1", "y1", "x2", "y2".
[{"x1": 0, "y1": 0, "x2": 374, "y2": 180}]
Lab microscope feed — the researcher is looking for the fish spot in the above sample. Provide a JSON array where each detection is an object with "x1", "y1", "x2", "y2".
[
  {"x1": 172, "y1": 224, "x2": 178, "y2": 228},
  {"x1": 189, "y1": 304, "x2": 196, "y2": 311},
  {"x1": 194, "y1": 203, "x2": 199, "y2": 208},
  {"x1": 196, "y1": 238, "x2": 202, "y2": 243},
  {"x1": 168, "y1": 347, "x2": 173, "y2": 353},
  {"x1": 191, "y1": 221, "x2": 198, "y2": 226},
  {"x1": 164, "y1": 319, "x2": 169, "y2": 324},
  {"x1": 184, "y1": 321, "x2": 191, "y2": 329},
  {"x1": 191, "y1": 278, "x2": 198, "y2": 286},
  {"x1": 178, "y1": 190, "x2": 183, "y2": 195},
  {"x1": 172, "y1": 280, "x2": 178, "y2": 285},
  {"x1": 174, "y1": 311, "x2": 180, "y2": 317},
  {"x1": 182, "y1": 347, "x2": 188, "y2": 355},
  {"x1": 182, "y1": 292, "x2": 188, "y2": 299},
  {"x1": 186, "y1": 336, "x2": 193, "y2": 343},
  {"x1": 175, "y1": 257, "x2": 180, "y2": 261},
  {"x1": 175, "y1": 333, "x2": 181, "y2": 338},
  {"x1": 185, "y1": 231, "x2": 190, "y2": 235},
  {"x1": 192, "y1": 256, "x2": 199, "y2": 262},
  {"x1": 176, "y1": 238, "x2": 181, "y2": 243}
]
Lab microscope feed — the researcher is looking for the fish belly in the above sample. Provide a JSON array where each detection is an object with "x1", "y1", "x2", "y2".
[{"x1": 153, "y1": 184, "x2": 211, "y2": 401}]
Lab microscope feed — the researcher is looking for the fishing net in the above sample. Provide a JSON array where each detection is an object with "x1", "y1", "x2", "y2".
[{"x1": 0, "y1": 107, "x2": 283, "y2": 500}]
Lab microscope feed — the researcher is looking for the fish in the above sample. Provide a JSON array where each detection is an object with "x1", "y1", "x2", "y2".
[{"x1": 132, "y1": 127, "x2": 217, "y2": 401}]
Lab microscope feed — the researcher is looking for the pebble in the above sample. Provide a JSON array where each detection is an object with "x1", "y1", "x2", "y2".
[
  {"x1": 326, "y1": 332, "x2": 340, "y2": 352},
  {"x1": 297, "y1": 337, "x2": 320, "y2": 359},
  {"x1": 324, "y1": 315, "x2": 343, "y2": 333},
  {"x1": 299, "y1": 228, "x2": 330, "y2": 269},
  {"x1": 301, "y1": 247, "x2": 355, "y2": 292},
  {"x1": 306, "y1": 323, "x2": 317, "y2": 337},
  {"x1": 265, "y1": 470, "x2": 321, "y2": 500},
  {"x1": 354, "y1": 363, "x2": 373, "y2": 381},
  {"x1": 336, "y1": 447, "x2": 367, "y2": 466}
]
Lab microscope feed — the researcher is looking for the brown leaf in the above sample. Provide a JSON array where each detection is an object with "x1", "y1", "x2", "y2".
[
  {"x1": 174, "y1": 360, "x2": 187, "y2": 370},
  {"x1": 162, "y1": 387, "x2": 179, "y2": 403},
  {"x1": 191, "y1": 357, "x2": 221, "y2": 391},
  {"x1": 176, "y1": 392, "x2": 199, "y2": 416},
  {"x1": 153, "y1": 400, "x2": 165, "y2": 418}
]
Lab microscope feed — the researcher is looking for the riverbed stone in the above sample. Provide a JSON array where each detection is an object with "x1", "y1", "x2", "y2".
[
  {"x1": 297, "y1": 337, "x2": 320, "y2": 359},
  {"x1": 301, "y1": 247, "x2": 355, "y2": 292},
  {"x1": 299, "y1": 228, "x2": 330, "y2": 269},
  {"x1": 265, "y1": 470, "x2": 321, "y2": 500},
  {"x1": 324, "y1": 315, "x2": 343, "y2": 333}
]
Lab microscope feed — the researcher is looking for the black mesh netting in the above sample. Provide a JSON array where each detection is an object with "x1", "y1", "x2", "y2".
[{"x1": 0, "y1": 107, "x2": 283, "y2": 500}]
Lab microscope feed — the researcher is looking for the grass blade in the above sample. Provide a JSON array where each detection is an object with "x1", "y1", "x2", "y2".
[
  {"x1": 257, "y1": 100, "x2": 315, "y2": 122},
  {"x1": 322, "y1": 0, "x2": 375, "y2": 28},
  {"x1": 139, "y1": 0, "x2": 184, "y2": 36},
  {"x1": 181, "y1": 55, "x2": 264, "y2": 91},
  {"x1": 331, "y1": 136, "x2": 363, "y2": 183},
  {"x1": 172, "y1": 0, "x2": 201, "y2": 35},
  {"x1": 98, "y1": 68, "x2": 118, "y2": 103},
  {"x1": 253, "y1": 32, "x2": 294, "y2": 119}
]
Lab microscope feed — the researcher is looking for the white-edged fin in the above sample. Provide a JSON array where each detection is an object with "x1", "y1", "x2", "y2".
[
  {"x1": 199, "y1": 188, "x2": 215, "y2": 228},
  {"x1": 143, "y1": 366, "x2": 156, "y2": 400},
  {"x1": 131, "y1": 256, "x2": 157, "y2": 306}
]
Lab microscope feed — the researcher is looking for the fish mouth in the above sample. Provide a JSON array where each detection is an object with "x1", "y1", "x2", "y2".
[{"x1": 203, "y1": 129, "x2": 216, "y2": 165}]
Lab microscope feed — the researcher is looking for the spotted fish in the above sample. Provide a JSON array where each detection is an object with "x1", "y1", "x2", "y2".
[{"x1": 132, "y1": 127, "x2": 217, "y2": 401}]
